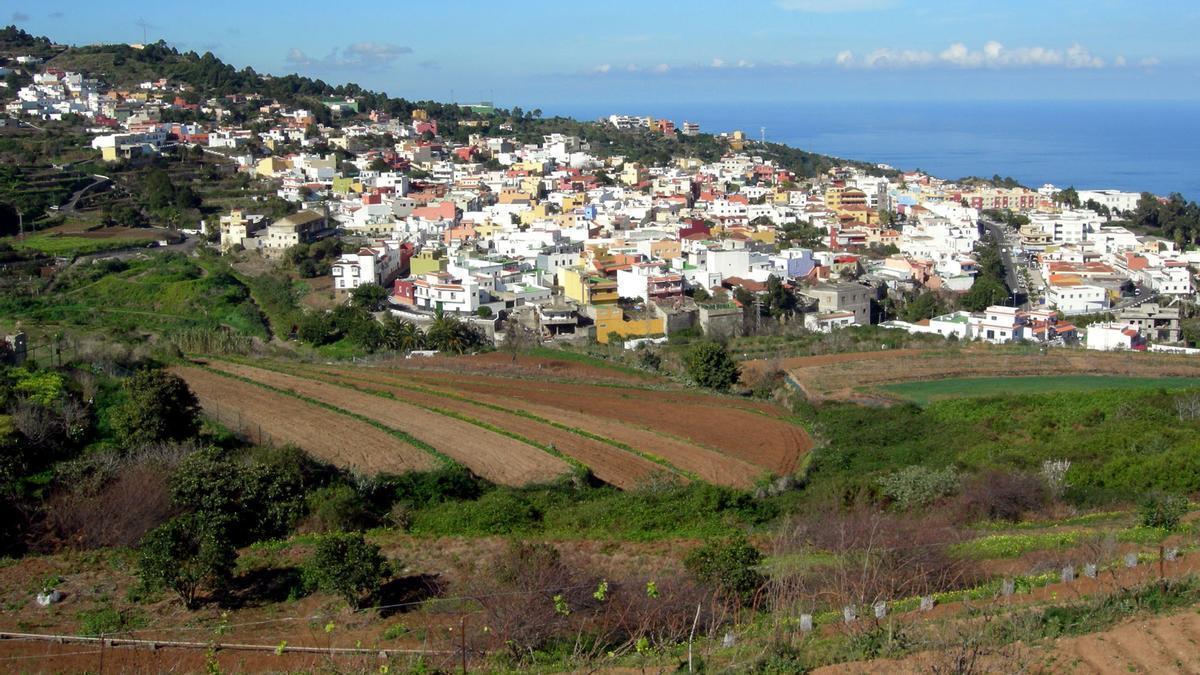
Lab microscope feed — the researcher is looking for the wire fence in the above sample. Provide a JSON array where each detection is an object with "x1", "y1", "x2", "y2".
[{"x1": 201, "y1": 398, "x2": 278, "y2": 447}]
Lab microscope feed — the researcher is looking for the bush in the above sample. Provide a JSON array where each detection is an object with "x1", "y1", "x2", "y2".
[
  {"x1": 878, "y1": 465, "x2": 961, "y2": 510},
  {"x1": 138, "y1": 513, "x2": 236, "y2": 610},
  {"x1": 303, "y1": 532, "x2": 390, "y2": 609},
  {"x1": 685, "y1": 341, "x2": 740, "y2": 391},
  {"x1": 957, "y1": 470, "x2": 1049, "y2": 523},
  {"x1": 683, "y1": 535, "x2": 764, "y2": 604},
  {"x1": 109, "y1": 370, "x2": 200, "y2": 448},
  {"x1": 1139, "y1": 492, "x2": 1189, "y2": 530},
  {"x1": 170, "y1": 446, "x2": 311, "y2": 546},
  {"x1": 306, "y1": 484, "x2": 371, "y2": 532}
]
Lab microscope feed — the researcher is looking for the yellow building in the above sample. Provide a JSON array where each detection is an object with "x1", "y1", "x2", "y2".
[
  {"x1": 409, "y1": 248, "x2": 447, "y2": 276},
  {"x1": 592, "y1": 305, "x2": 666, "y2": 344},
  {"x1": 331, "y1": 177, "x2": 364, "y2": 195},
  {"x1": 561, "y1": 267, "x2": 618, "y2": 306},
  {"x1": 412, "y1": 109, "x2": 429, "y2": 121},
  {"x1": 256, "y1": 156, "x2": 291, "y2": 178},
  {"x1": 730, "y1": 130, "x2": 746, "y2": 151}
]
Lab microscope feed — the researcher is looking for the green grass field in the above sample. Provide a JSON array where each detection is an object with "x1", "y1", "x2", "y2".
[
  {"x1": 10, "y1": 234, "x2": 150, "y2": 256},
  {"x1": 881, "y1": 375, "x2": 1200, "y2": 405}
]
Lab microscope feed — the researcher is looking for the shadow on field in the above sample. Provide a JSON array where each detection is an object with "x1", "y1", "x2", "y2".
[{"x1": 377, "y1": 573, "x2": 445, "y2": 617}]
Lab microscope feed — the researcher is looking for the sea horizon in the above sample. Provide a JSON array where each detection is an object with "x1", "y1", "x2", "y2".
[{"x1": 543, "y1": 99, "x2": 1200, "y2": 201}]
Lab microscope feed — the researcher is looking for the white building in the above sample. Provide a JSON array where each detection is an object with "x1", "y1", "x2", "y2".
[
  {"x1": 332, "y1": 242, "x2": 407, "y2": 291},
  {"x1": 1086, "y1": 324, "x2": 1143, "y2": 351},
  {"x1": 1045, "y1": 284, "x2": 1109, "y2": 315}
]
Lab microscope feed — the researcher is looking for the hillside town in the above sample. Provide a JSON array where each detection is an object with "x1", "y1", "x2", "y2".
[{"x1": 7, "y1": 58, "x2": 1198, "y2": 355}]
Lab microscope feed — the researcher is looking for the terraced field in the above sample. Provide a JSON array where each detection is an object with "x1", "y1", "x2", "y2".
[
  {"x1": 201, "y1": 361, "x2": 571, "y2": 486},
  {"x1": 182, "y1": 356, "x2": 813, "y2": 489},
  {"x1": 745, "y1": 346, "x2": 1200, "y2": 402},
  {"x1": 171, "y1": 366, "x2": 440, "y2": 474}
]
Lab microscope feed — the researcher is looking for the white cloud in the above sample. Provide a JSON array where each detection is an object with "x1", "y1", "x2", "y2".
[
  {"x1": 1140, "y1": 57, "x2": 1161, "y2": 68},
  {"x1": 285, "y1": 42, "x2": 412, "y2": 70},
  {"x1": 592, "y1": 64, "x2": 612, "y2": 74},
  {"x1": 836, "y1": 41, "x2": 1112, "y2": 70},
  {"x1": 652, "y1": 63, "x2": 671, "y2": 73},
  {"x1": 776, "y1": 0, "x2": 897, "y2": 12},
  {"x1": 736, "y1": 59, "x2": 755, "y2": 68},
  {"x1": 1114, "y1": 55, "x2": 1127, "y2": 68},
  {"x1": 711, "y1": 58, "x2": 725, "y2": 68}
]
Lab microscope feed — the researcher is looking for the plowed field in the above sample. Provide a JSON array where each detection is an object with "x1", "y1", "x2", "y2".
[
  {"x1": 202, "y1": 361, "x2": 570, "y2": 486},
  {"x1": 331, "y1": 366, "x2": 809, "y2": 476},
  {"x1": 303, "y1": 365, "x2": 771, "y2": 487},
  {"x1": 172, "y1": 366, "x2": 439, "y2": 474}
]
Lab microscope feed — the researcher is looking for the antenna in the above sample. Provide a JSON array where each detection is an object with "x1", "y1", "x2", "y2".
[
  {"x1": 135, "y1": 18, "x2": 152, "y2": 43},
  {"x1": 760, "y1": 126, "x2": 766, "y2": 144}
]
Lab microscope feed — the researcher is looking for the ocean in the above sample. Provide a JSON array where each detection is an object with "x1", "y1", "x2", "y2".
[{"x1": 543, "y1": 100, "x2": 1200, "y2": 200}]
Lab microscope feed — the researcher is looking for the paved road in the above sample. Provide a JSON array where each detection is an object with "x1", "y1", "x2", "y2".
[
  {"x1": 980, "y1": 218, "x2": 1027, "y2": 308},
  {"x1": 60, "y1": 174, "x2": 111, "y2": 214}
]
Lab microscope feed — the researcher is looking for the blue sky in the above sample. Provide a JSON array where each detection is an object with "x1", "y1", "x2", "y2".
[{"x1": 8, "y1": 0, "x2": 1200, "y2": 107}]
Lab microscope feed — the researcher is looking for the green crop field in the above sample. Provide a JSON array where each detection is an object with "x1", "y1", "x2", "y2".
[
  {"x1": 880, "y1": 375, "x2": 1200, "y2": 405},
  {"x1": 10, "y1": 234, "x2": 151, "y2": 256}
]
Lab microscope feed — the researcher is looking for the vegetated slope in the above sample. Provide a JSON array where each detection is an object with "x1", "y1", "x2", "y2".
[
  {"x1": 761, "y1": 346, "x2": 1200, "y2": 402},
  {"x1": 351, "y1": 360, "x2": 811, "y2": 475},
  {"x1": 203, "y1": 361, "x2": 571, "y2": 486},
  {"x1": 172, "y1": 366, "x2": 439, "y2": 474},
  {"x1": 304, "y1": 363, "x2": 774, "y2": 487}
]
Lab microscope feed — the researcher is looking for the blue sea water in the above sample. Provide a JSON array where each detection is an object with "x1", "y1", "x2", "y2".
[{"x1": 544, "y1": 101, "x2": 1200, "y2": 199}]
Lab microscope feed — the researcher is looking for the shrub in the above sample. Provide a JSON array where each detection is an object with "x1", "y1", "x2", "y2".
[
  {"x1": 306, "y1": 484, "x2": 371, "y2": 532},
  {"x1": 303, "y1": 532, "x2": 389, "y2": 609},
  {"x1": 110, "y1": 370, "x2": 200, "y2": 448},
  {"x1": 685, "y1": 341, "x2": 740, "y2": 391},
  {"x1": 138, "y1": 513, "x2": 236, "y2": 610},
  {"x1": 957, "y1": 470, "x2": 1049, "y2": 523},
  {"x1": 877, "y1": 465, "x2": 961, "y2": 510},
  {"x1": 683, "y1": 535, "x2": 764, "y2": 604},
  {"x1": 1139, "y1": 492, "x2": 1189, "y2": 530}
]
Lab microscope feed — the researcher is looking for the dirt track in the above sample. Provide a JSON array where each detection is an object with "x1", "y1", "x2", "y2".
[
  {"x1": 203, "y1": 362, "x2": 570, "y2": 486},
  {"x1": 173, "y1": 366, "x2": 439, "y2": 474}
]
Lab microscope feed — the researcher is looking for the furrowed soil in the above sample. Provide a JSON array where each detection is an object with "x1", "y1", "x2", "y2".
[
  {"x1": 201, "y1": 361, "x2": 570, "y2": 486},
  {"x1": 299, "y1": 367, "x2": 677, "y2": 489},
  {"x1": 346, "y1": 364, "x2": 810, "y2": 476},
  {"x1": 302, "y1": 364, "x2": 769, "y2": 488},
  {"x1": 172, "y1": 366, "x2": 439, "y2": 474}
]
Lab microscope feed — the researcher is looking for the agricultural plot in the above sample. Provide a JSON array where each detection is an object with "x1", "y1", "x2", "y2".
[
  {"x1": 172, "y1": 366, "x2": 439, "y2": 474},
  {"x1": 307, "y1": 369, "x2": 677, "y2": 489},
  {"x1": 203, "y1": 361, "x2": 572, "y2": 487},
  {"x1": 759, "y1": 346, "x2": 1200, "y2": 402},
  {"x1": 882, "y1": 375, "x2": 1200, "y2": 405},
  {"x1": 359, "y1": 364, "x2": 810, "y2": 475},
  {"x1": 303, "y1": 365, "x2": 784, "y2": 487}
]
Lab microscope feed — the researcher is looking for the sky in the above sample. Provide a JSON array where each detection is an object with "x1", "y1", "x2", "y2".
[{"x1": 7, "y1": 0, "x2": 1200, "y2": 108}]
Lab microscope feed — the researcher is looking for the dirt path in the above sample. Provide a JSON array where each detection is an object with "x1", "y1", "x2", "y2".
[
  {"x1": 173, "y1": 366, "x2": 439, "y2": 474},
  {"x1": 304, "y1": 368, "x2": 678, "y2": 489},
  {"x1": 203, "y1": 361, "x2": 570, "y2": 486}
]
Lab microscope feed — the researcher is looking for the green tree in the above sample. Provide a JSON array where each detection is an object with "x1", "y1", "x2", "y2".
[
  {"x1": 900, "y1": 291, "x2": 945, "y2": 322},
  {"x1": 138, "y1": 513, "x2": 236, "y2": 610},
  {"x1": 303, "y1": 532, "x2": 390, "y2": 609},
  {"x1": 110, "y1": 370, "x2": 201, "y2": 448},
  {"x1": 380, "y1": 315, "x2": 425, "y2": 351},
  {"x1": 685, "y1": 341, "x2": 740, "y2": 391},
  {"x1": 683, "y1": 536, "x2": 764, "y2": 604},
  {"x1": 763, "y1": 275, "x2": 797, "y2": 318},
  {"x1": 350, "y1": 282, "x2": 389, "y2": 312},
  {"x1": 960, "y1": 275, "x2": 1009, "y2": 312}
]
